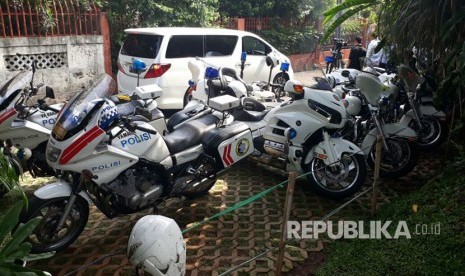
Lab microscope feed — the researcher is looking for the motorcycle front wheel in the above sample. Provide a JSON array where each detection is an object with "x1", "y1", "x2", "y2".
[
  {"x1": 409, "y1": 116, "x2": 445, "y2": 150},
  {"x1": 305, "y1": 153, "x2": 367, "y2": 200},
  {"x1": 19, "y1": 195, "x2": 89, "y2": 253},
  {"x1": 367, "y1": 138, "x2": 418, "y2": 178}
]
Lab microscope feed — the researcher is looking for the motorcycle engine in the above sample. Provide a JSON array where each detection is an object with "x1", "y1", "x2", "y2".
[
  {"x1": 103, "y1": 165, "x2": 164, "y2": 212},
  {"x1": 28, "y1": 145, "x2": 56, "y2": 177}
]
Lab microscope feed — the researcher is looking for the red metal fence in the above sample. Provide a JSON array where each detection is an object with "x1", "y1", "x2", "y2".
[
  {"x1": 0, "y1": 0, "x2": 101, "y2": 38},
  {"x1": 220, "y1": 17, "x2": 271, "y2": 33}
]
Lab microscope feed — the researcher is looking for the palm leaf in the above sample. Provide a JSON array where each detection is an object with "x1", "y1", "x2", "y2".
[
  {"x1": 19, "y1": 251, "x2": 55, "y2": 262},
  {"x1": 3, "y1": 243, "x2": 32, "y2": 262},
  {"x1": 374, "y1": 37, "x2": 386, "y2": 54},
  {"x1": 0, "y1": 201, "x2": 23, "y2": 247},
  {"x1": 0, "y1": 263, "x2": 51, "y2": 276},
  {"x1": 323, "y1": 0, "x2": 377, "y2": 17},
  {"x1": 2, "y1": 217, "x2": 42, "y2": 257},
  {"x1": 322, "y1": 3, "x2": 375, "y2": 42}
]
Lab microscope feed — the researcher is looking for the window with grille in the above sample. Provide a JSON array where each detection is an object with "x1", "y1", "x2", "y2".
[{"x1": 3, "y1": 53, "x2": 68, "y2": 71}]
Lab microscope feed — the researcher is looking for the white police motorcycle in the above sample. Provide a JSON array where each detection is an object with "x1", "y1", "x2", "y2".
[
  {"x1": 183, "y1": 64, "x2": 368, "y2": 199},
  {"x1": 20, "y1": 73, "x2": 254, "y2": 253},
  {"x1": 0, "y1": 65, "x2": 62, "y2": 177}
]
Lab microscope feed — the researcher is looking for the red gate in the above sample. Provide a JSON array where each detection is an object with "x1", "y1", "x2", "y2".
[{"x1": 0, "y1": 0, "x2": 100, "y2": 37}]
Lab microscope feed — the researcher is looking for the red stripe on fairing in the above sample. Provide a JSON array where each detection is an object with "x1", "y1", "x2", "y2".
[
  {"x1": 222, "y1": 144, "x2": 234, "y2": 167},
  {"x1": 226, "y1": 144, "x2": 234, "y2": 165},
  {"x1": 59, "y1": 125, "x2": 104, "y2": 165},
  {"x1": 222, "y1": 145, "x2": 230, "y2": 166},
  {"x1": 0, "y1": 108, "x2": 17, "y2": 124}
]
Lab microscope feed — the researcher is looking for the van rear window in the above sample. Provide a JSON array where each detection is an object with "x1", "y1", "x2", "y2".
[
  {"x1": 166, "y1": 35, "x2": 238, "y2": 58},
  {"x1": 121, "y1": 34, "x2": 162, "y2": 59}
]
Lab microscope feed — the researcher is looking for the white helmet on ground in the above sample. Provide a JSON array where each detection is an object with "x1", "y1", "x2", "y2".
[{"x1": 127, "y1": 215, "x2": 186, "y2": 276}]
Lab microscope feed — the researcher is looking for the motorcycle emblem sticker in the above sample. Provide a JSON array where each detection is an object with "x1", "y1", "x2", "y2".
[{"x1": 236, "y1": 138, "x2": 250, "y2": 156}]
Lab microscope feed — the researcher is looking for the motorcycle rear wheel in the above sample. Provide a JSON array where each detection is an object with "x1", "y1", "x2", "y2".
[
  {"x1": 305, "y1": 153, "x2": 367, "y2": 200},
  {"x1": 19, "y1": 195, "x2": 89, "y2": 253},
  {"x1": 367, "y1": 138, "x2": 418, "y2": 178}
]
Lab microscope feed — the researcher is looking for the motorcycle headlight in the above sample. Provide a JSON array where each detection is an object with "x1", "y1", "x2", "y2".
[
  {"x1": 52, "y1": 123, "x2": 67, "y2": 140},
  {"x1": 46, "y1": 146, "x2": 62, "y2": 163}
]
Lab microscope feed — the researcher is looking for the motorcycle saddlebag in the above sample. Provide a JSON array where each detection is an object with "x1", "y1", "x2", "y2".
[{"x1": 202, "y1": 122, "x2": 254, "y2": 168}]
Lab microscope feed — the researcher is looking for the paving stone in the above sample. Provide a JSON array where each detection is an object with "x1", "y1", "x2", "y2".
[{"x1": 24, "y1": 147, "x2": 443, "y2": 275}]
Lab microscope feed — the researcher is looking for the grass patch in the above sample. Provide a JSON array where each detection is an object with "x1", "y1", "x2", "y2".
[{"x1": 317, "y1": 158, "x2": 465, "y2": 275}]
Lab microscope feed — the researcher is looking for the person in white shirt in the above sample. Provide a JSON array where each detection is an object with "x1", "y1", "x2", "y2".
[{"x1": 366, "y1": 32, "x2": 384, "y2": 67}]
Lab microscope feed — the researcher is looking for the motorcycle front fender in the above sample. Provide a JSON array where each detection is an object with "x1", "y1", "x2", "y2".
[
  {"x1": 419, "y1": 105, "x2": 446, "y2": 118},
  {"x1": 399, "y1": 106, "x2": 446, "y2": 126},
  {"x1": 34, "y1": 181, "x2": 92, "y2": 204},
  {"x1": 361, "y1": 124, "x2": 417, "y2": 156},
  {"x1": 304, "y1": 138, "x2": 364, "y2": 166}
]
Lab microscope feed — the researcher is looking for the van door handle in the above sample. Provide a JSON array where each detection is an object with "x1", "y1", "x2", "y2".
[{"x1": 235, "y1": 62, "x2": 251, "y2": 67}]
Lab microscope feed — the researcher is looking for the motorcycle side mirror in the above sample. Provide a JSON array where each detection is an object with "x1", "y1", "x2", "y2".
[
  {"x1": 241, "y1": 51, "x2": 247, "y2": 62},
  {"x1": 45, "y1": 86, "x2": 55, "y2": 99},
  {"x1": 131, "y1": 59, "x2": 147, "y2": 74},
  {"x1": 265, "y1": 56, "x2": 275, "y2": 67},
  {"x1": 341, "y1": 70, "x2": 351, "y2": 78}
]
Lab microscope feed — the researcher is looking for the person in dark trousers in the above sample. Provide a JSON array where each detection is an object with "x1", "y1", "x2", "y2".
[{"x1": 347, "y1": 36, "x2": 366, "y2": 70}]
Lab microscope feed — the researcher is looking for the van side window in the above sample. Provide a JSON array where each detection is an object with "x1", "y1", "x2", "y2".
[
  {"x1": 166, "y1": 35, "x2": 203, "y2": 58},
  {"x1": 121, "y1": 34, "x2": 162, "y2": 59},
  {"x1": 242, "y1": 36, "x2": 271, "y2": 56},
  {"x1": 204, "y1": 35, "x2": 238, "y2": 57}
]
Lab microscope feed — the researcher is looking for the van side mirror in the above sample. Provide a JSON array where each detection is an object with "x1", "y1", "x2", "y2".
[
  {"x1": 45, "y1": 86, "x2": 55, "y2": 99},
  {"x1": 266, "y1": 56, "x2": 275, "y2": 67}
]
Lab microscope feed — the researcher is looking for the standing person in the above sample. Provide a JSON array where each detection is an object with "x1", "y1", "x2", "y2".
[
  {"x1": 346, "y1": 36, "x2": 366, "y2": 70},
  {"x1": 366, "y1": 32, "x2": 384, "y2": 67}
]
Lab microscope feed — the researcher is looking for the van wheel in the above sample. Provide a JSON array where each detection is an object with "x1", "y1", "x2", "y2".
[
  {"x1": 273, "y1": 73, "x2": 289, "y2": 97},
  {"x1": 183, "y1": 88, "x2": 193, "y2": 107}
]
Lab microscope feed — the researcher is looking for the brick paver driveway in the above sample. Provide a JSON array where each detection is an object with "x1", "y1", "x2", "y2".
[{"x1": 28, "y1": 143, "x2": 443, "y2": 275}]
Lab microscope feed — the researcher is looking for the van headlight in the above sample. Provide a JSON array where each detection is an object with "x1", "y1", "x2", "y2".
[{"x1": 46, "y1": 146, "x2": 62, "y2": 163}]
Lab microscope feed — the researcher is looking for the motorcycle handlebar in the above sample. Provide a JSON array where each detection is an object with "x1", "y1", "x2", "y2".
[{"x1": 121, "y1": 116, "x2": 158, "y2": 135}]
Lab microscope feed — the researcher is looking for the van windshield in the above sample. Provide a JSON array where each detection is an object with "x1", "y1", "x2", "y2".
[{"x1": 121, "y1": 34, "x2": 162, "y2": 59}]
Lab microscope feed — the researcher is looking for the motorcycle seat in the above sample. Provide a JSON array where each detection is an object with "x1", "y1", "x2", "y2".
[
  {"x1": 163, "y1": 114, "x2": 219, "y2": 154},
  {"x1": 166, "y1": 103, "x2": 206, "y2": 132},
  {"x1": 229, "y1": 97, "x2": 270, "y2": 122}
]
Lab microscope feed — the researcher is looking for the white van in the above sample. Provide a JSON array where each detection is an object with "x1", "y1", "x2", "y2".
[{"x1": 117, "y1": 27, "x2": 293, "y2": 109}]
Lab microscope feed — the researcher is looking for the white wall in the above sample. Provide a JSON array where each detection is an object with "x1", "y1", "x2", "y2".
[{"x1": 0, "y1": 35, "x2": 105, "y2": 101}]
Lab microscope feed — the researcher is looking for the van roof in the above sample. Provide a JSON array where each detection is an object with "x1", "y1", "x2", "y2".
[{"x1": 124, "y1": 27, "x2": 257, "y2": 37}]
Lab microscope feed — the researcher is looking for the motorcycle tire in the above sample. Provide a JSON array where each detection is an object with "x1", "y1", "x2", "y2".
[
  {"x1": 272, "y1": 73, "x2": 288, "y2": 98},
  {"x1": 305, "y1": 153, "x2": 367, "y2": 200},
  {"x1": 409, "y1": 116, "x2": 445, "y2": 150},
  {"x1": 183, "y1": 88, "x2": 193, "y2": 107},
  {"x1": 19, "y1": 195, "x2": 89, "y2": 253},
  {"x1": 367, "y1": 138, "x2": 418, "y2": 178}
]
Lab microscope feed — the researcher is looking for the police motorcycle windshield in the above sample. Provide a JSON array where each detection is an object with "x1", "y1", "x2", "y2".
[
  {"x1": 0, "y1": 71, "x2": 32, "y2": 109},
  {"x1": 52, "y1": 74, "x2": 116, "y2": 141}
]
